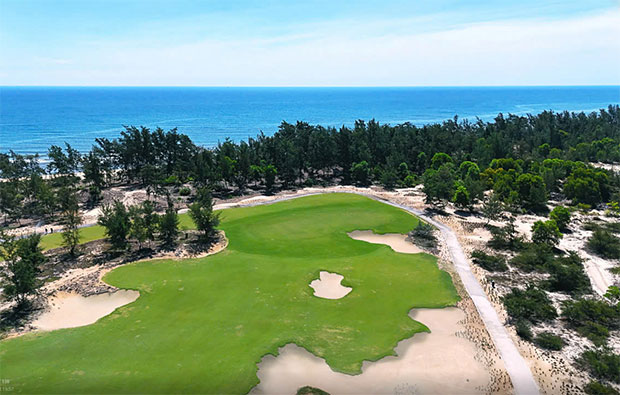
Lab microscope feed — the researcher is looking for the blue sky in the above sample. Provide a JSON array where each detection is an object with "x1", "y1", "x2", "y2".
[{"x1": 1, "y1": 0, "x2": 619, "y2": 86}]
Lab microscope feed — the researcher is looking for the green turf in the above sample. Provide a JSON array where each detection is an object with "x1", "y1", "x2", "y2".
[
  {"x1": 40, "y1": 213, "x2": 194, "y2": 251},
  {"x1": 1, "y1": 193, "x2": 459, "y2": 394},
  {"x1": 39, "y1": 225, "x2": 107, "y2": 251}
]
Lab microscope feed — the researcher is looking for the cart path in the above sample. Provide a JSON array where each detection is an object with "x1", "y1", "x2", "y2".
[{"x1": 367, "y1": 195, "x2": 540, "y2": 395}]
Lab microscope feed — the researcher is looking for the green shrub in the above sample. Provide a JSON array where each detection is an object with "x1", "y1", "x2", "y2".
[
  {"x1": 408, "y1": 222, "x2": 437, "y2": 249},
  {"x1": 297, "y1": 386, "x2": 330, "y2": 395},
  {"x1": 546, "y1": 252, "x2": 591, "y2": 295},
  {"x1": 532, "y1": 219, "x2": 562, "y2": 247},
  {"x1": 606, "y1": 222, "x2": 620, "y2": 234},
  {"x1": 380, "y1": 169, "x2": 398, "y2": 190},
  {"x1": 579, "y1": 349, "x2": 620, "y2": 384},
  {"x1": 510, "y1": 243, "x2": 554, "y2": 272},
  {"x1": 515, "y1": 320, "x2": 533, "y2": 341},
  {"x1": 550, "y1": 205, "x2": 571, "y2": 231},
  {"x1": 585, "y1": 380, "x2": 619, "y2": 395},
  {"x1": 588, "y1": 230, "x2": 620, "y2": 260},
  {"x1": 487, "y1": 220, "x2": 523, "y2": 251},
  {"x1": 471, "y1": 250, "x2": 508, "y2": 272},
  {"x1": 562, "y1": 298, "x2": 620, "y2": 345},
  {"x1": 402, "y1": 174, "x2": 417, "y2": 187},
  {"x1": 534, "y1": 332, "x2": 565, "y2": 350},
  {"x1": 163, "y1": 175, "x2": 180, "y2": 186},
  {"x1": 503, "y1": 286, "x2": 557, "y2": 324},
  {"x1": 179, "y1": 187, "x2": 191, "y2": 196}
]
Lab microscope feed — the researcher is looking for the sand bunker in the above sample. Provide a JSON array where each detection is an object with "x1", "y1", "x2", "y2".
[
  {"x1": 309, "y1": 271, "x2": 352, "y2": 299},
  {"x1": 348, "y1": 230, "x2": 422, "y2": 254},
  {"x1": 32, "y1": 290, "x2": 140, "y2": 331},
  {"x1": 253, "y1": 307, "x2": 489, "y2": 394}
]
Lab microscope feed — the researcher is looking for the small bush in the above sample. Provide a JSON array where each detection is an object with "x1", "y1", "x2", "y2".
[
  {"x1": 515, "y1": 320, "x2": 533, "y2": 341},
  {"x1": 179, "y1": 187, "x2": 191, "y2": 196},
  {"x1": 408, "y1": 222, "x2": 437, "y2": 249},
  {"x1": 531, "y1": 219, "x2": 563, "y2": 247},
  {"x1": 550, "y1": 205, "x2": 572, "y2": 231},
  {"x1": 588, "y1": 230, "x2": 620, "y2": 260},
  {"x1": 487, "y1": 220, "x2": 524, "y2": 251},
  {"x1": 503, "y1": 286, "x2": 557, "y2": 324},
  {"x1": 546, "y1": 252, "x2": 591, "y2": 295},
  {"x1": 585, "y1": 380, "x2": 619, "y2": 395},
  {"x1": 163, "y1": 175, "x2": 180, "y2": 186},
  {"x1": 579, "y1": 349, "x2": 620, "y2": 384},
  {"x1": 562, "y1": 298, "x2": 620, "y2": 345},
  {"x1": 510, "y1": 243, "x2": 554, "y2": 272},
  {"x1": 534, "y1": 332, "x2": 565, "y2": 350},
  {"x1": 583, "y1": 220, "x2": 620, "y2": 234},
  {"x1": 471, "y1": 250, "x2": 508, "y2": 272},
  {"x1": 297, "y1": 386, "x2": 330, "y2": 395}
]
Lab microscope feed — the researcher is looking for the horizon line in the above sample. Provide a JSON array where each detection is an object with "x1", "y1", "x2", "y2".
[{"x1": 2, "y1": 84, "x2": 620, "y2": 89}]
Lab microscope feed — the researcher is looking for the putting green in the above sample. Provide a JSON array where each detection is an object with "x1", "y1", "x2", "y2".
[{"x1": 0, "y1": 193, "x2": 459, "y2": 394}]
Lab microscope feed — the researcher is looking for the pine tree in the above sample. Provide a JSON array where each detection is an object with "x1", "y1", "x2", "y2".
[
  {"x1": 60, "y1": 187, "x2": 82, "y2": 257},
  {"x1": 482, "y1": 193, "x2": 504, "y2": 224},
  {"x1": 98, "y1": 200, "x2": 131, "y2": 250},
  {"x1": 189, "y1": 189, "x2": 220, "y2": 241},
  {"x1": 62, "y1": 207, "x2": 82, "y2": 256},
  {"x1": 0, "y1": 232, "x2": 45, "y2": 309},
  {"x1": 159, "y1": 198, "x2": 179, "y2": 249}
]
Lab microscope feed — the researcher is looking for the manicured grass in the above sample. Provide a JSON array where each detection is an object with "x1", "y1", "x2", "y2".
[
  {"x1": 1, "y1": 193, "x2": 459, "y2": 394},
  {"x1": 40, "y1": 213, "x2": 194, "y2": 251},
  {"x1": 39, "y1": 225, "x2": 107, "y2": 251}
]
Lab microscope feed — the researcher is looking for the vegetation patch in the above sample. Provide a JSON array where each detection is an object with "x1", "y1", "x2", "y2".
[
  {"x1": 534, "y1": 332, "x2": 565, "y2": 351},
  {"x1": 562, "y1": 298, "x2": 620, "y2": 345},
  {"x1": 579, "y1": 348, "x2": 620, "y2": 384},
  {"x1": 470, "y1": 250, "x2": 508, "y2": 272},
  {"x1": 407, "y1": 222, "x2": 437, "y2": 250},
  {"x1": 588, "y1": 229, "x2": 620, "y2": 260}
]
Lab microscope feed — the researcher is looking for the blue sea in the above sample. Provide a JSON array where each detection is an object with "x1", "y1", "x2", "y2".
[{"x1": 1, "y1": 86, "x2": 618, "y2": 155}]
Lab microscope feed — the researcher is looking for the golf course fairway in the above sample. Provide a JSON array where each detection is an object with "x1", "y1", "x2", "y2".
[{"x1": 0, "y1": 193, "x2": 459, "y2": 394}]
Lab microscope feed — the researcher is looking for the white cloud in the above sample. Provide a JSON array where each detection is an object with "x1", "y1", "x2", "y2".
[{"x1": 4, "y1": 10, "x2": 620, "y2": 86}]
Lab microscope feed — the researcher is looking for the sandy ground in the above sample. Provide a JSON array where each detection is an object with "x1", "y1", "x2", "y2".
[
  {"x1": 557, "y1": 214, "x2": 617, "y2": 296},
  {"x1": 253, "y1": 307, "x2": 491, "y2": 395},
  {"x1": 347, "y1": 230, "x2": 423, "y2": 254},
  {"x1": 309, "y1": 271, "x2": 352, "y2": 299},
  {"x1": 590, "y1": 162, "x2": 620, "y2": 173},
  {"x1": 439, "y1": 215, "x2": 584, "y2": 394},
  {"x1": 32, "y1": 290, "x2": 139, "y2": 331}
]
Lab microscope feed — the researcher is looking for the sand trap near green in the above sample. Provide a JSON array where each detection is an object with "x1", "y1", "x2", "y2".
[{"x1": 0, "y1": 193, "x2": 458, "y2": 394}]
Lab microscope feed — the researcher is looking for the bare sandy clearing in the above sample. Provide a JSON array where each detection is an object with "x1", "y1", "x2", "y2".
[
  {"x1": 347, "y1": 230, "x2": 423, "y2": 254},
  {"x1": 309, "y1": 271, "x2": 352, "y2": 299},
  {"x1": 32, "y1": 290, "x2": 139, "y2": 331},
  {"x1": 253, "y1": 307, "x2": 490, "y2": 395}
]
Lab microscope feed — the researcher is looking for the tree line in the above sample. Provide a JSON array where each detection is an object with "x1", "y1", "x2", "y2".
[{"x1": 2, "y1": 106, "x2": 619, "y2": 226}]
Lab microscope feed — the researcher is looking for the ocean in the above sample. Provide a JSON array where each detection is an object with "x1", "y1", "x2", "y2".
[{"x1": 1, "y1": 86, "x2": 618, "y2": 156}]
